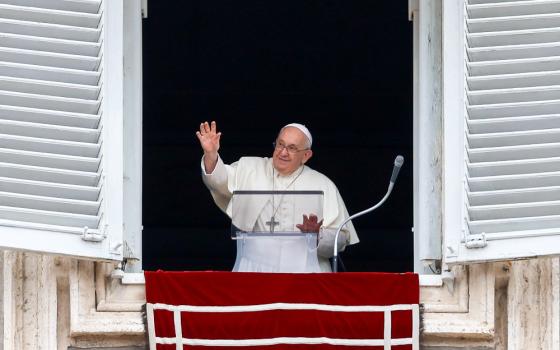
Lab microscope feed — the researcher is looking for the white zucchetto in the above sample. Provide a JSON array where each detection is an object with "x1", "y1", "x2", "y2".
[{"x1": 283, "y1": 123, "x2": 313, "y2": 147}]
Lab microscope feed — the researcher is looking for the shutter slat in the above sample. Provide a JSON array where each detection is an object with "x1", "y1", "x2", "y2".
[
  {"x1": 0, "y1": 0, "x2": 101, "y2": 15},
  {"x1": 0, "y1": 18, "x2": 100, "y2": 42},
  {"x1": 0, "y1": 4, "x2": 100, "y2": 28},
  {"x1": 467, "y1": 1, "x2": 560, "y2": 19},
  {"x1": 468, "y1": 128, "x2": 560, "y2": 147},
  {"x1": 0, "y1": 104, "x2": 98, "y2": 128},
  {"x1": 0, "y1": 90, "x2": 99, "y2": 114},
  {"x1": 468, "y1": 86, "x2": 560, "y2": 105},
  {"x1": 0, "y1": 205, "x2": 99, "y2": 227},
  {"x1": 468, "y1": 157, "x2": 560, "y2": 177},
  {"x1": 0, "y1": 162, "x2": 98, "y2": 186},
  {"x1": 0, "y1": 147, "x2": 99, "y2": 172},
  {"x1": 468, "y1": 13, "x2": 560, "y2": 33},
  {"x1": 469, "y1": 200, "x2": 560, "y2": 220},
  {"x1": 0, "y1": 191, "x2": 99, "y2": 215},
  {"x1": 468, "y1": 215, "x2": 560, "y2": 235},
  {"x1": 468, "y1": 57, "x2": 560, "y2": 76},
  {"x1": 468, "y1": 114, "x2": 560, "y2": 133},
  {"x1": 469, "y1": 143, "x2": 560, "y2": 162},
  {"x1": 468, "y1": 71, "x2": 560, "y2": 90},
  {"x1": 469, "y1": 172, "x2": 560, "y2": 191},
  {"x1": 0, "y1": 176, "x2": 99, "y2": 201},
  {"x1": 0, "y1": 134, "x2": 99, "y2": 157},
  {"x1": 0, "y1": 32, "x2": 100, "y2": 57},
  {"x1": 468, "y1": 100, "x2": 560, "y2": 119},
  {"x1": 469, "y1": 186, "x2": 560, "y2": 205},
  {"x1": 0, "y1": 61, "x2": 99, "y2": 85},
  {"x1": 0, "y1": 47, "x2": 100, "y2": 70},
  {"x1": 468, "y1": 27, "x2": 560, "y2": 47},
  {"x1": 469, "y1": 0, "x2": 532, "y2": 4},
  {"x1": 468, "y1": 42, "x2": 560, "y2": 61},
  {"x1": 0, "y1": 218, "x2": 100, "y2": 235},
  {"x1": 0, "y1": 119, "x2": 99, "y2": 143},
  {"x1": 0, "y1": 76, "x2": 99, "y2": 99}
]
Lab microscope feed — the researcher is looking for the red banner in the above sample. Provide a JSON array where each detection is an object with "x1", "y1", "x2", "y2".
[{"x1": 145, "y1": 271, "x2": 419, "y2": 349}]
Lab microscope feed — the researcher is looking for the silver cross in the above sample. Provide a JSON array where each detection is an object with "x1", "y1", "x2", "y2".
[{"x1": 266, "y1": 216, "x2": 280, "y2": 232}]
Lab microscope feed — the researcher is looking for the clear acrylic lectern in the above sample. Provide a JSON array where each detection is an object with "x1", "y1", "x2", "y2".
[{"x1": 231, "y1": 190, "x2": 324, "y2": 273}]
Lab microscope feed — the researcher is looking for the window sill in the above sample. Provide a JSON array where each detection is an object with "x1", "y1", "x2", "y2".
[
  {"x1": 123, "y1": 272, "x2": 444, "y2": 286},
  {"x1": 122, "y1": 272, "x2": 145, "y2": 285}
]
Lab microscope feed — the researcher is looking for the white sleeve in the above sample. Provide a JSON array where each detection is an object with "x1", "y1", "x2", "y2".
[
  {"x1": 201, "y1": 155, "x2": 230, "y2": 194},
  {"x1": 316, "y1": 227, "x2": 350, "y2": 258},
  {"x1": 200, "y1": 155, "x2": 238, "y2": 212}
]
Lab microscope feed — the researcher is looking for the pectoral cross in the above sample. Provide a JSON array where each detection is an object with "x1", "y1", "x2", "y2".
[{"x1": 266, "y1": 216, "x2": 280, "y2": 232}]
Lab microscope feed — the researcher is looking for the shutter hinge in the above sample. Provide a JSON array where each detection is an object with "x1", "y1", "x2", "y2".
[
  {"x1": 465, "y1": 232, "x2": 487, "y2": 249},
  {"x1": 81, "y1": 226, "x2": 107, "y2": 242}
]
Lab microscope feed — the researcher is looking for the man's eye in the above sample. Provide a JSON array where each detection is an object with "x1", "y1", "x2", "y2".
[{"x1": 287, "y1": 146, "x2": 298, "y2": 152}]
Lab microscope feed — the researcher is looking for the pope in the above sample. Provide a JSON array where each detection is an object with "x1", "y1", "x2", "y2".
[{"x1": 197, "y1": 121, "x2": 359, "y2": 272}]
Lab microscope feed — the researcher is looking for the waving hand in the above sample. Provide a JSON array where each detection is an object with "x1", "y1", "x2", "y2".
[{"x1": 196, "y1": 121, "x2": 221, "y2": 173}]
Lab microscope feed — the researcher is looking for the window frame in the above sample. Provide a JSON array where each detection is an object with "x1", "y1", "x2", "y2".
[
  {"x1": 410, "y1": 0, "x2": 444, "y2": 274},
  {"x1": 122, "y1": 0, "x2": 144, "y2": 272},
  {"x1": 441, "y1": 0, "x2": 467, "y2": 265}
]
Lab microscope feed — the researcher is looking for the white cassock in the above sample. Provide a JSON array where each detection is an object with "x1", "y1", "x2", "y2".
[{"x1": 201, "y1": 155, "x2": 359, "y2": 272}]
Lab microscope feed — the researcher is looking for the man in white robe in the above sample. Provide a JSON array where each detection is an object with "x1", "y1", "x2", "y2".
[{"x1": 196, "y1": 121, "x2": 359, "y2": 272}]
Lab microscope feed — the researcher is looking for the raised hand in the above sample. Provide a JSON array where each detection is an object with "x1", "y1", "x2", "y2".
[
  {"x1": 296, "y1": 214, "x2": 323, "y2": 233},
  {"x1": 196, "y1": 121, "x2": 221, "y2": 173},
  {"x1": 196, "y1": 121, "x2": 221, "y2": 155}
]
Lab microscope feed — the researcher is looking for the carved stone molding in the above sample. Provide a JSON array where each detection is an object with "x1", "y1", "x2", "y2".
[
  {"x1": 69, "y1": 260, "x2": 145, "y2": 336},
  {"x1": 2, "y1": 251, "x2": 146, "y2": 349},
  {"x1": 421, "y1": 263, "x2": 495, "y2": 346},
  {"x1": 421, "y1": 265, "x2": 469, "y2": 313},
  {"x1": 94, "y1": 262, "x2": 145, "y2": 312}
]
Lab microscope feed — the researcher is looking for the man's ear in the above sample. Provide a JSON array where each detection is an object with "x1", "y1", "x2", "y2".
[{"x1": 302, "y1": 149, "x2": 313, "y2": 164}]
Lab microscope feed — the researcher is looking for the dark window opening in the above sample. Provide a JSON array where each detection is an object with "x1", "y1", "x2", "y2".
[{"x1": 142, "y1": 1, "x2": 413, "y2": 272}]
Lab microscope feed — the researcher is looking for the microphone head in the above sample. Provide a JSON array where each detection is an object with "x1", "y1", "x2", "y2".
[{"x1": 394, "y1": 155, "x2": 404, "y2": 168}]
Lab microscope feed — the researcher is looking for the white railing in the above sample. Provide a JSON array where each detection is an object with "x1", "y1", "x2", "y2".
[{"x1": 146, "y1": 302, "x2": 419, "y2": 350}]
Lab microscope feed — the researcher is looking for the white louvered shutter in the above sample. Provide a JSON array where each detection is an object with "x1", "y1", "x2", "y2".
[
  {"x1": 444, "y1": 0, "x2": 560, "y2": 264},
  {"x1": 0, "y1": 0, "x2": 124, "y2": 260}
]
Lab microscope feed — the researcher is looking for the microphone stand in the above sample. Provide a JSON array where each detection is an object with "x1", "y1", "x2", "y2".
[{"x1": 332, "y1": 156, "x2": 404, "y2": 273}]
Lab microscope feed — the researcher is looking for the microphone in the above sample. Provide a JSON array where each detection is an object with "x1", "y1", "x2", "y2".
[
  {"x1": 390, "y1": 155, "x2": 404, "y2": 184},
  {"x1": 332, "y1": 155, "x2": 404, "y2": 272}
]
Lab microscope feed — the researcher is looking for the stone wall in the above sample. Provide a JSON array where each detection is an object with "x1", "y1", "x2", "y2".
[{"x1": 1, "y1": 251, "x2": 558, "y2": 349}]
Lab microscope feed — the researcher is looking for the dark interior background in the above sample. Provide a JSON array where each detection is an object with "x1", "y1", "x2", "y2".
[{"x1": 142, "y1": 1, "x2": 413, "y2": 272}]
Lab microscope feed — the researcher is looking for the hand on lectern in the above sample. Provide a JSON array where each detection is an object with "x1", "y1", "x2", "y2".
[
  {"x1": 196, "y1": 121, "x2": 222, "y2": 173},
  {"x1": 296, "y1": 214, "x2": 323, "y2": 233}
]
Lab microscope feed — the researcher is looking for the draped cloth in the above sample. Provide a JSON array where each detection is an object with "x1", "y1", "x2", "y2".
[
  {"x1": 202, "y1": 155, "x2": 359, "y2": 272},
  {"x1": 145, "y1": 271, "x2": 420, "y2": 349}
]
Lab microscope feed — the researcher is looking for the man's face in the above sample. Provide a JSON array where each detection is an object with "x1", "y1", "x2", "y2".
[{"x1": 272, "y1": 127, "x2": 313, "y2": 175}]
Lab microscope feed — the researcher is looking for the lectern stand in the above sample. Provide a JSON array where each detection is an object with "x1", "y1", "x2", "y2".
[
  {"x1": 230, "y1": 190, "x2": 324, "y2": 273},
  {"x1": 233, "y1": 232, "x2": 320, "y2": 272}
]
